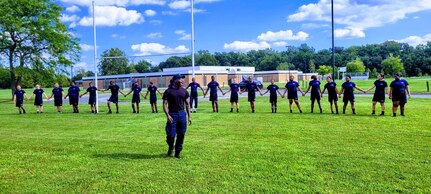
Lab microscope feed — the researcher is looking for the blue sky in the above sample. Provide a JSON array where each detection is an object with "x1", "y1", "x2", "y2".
[{"x1": 57, "y1": 0, "x2": 431, "y2": 72}]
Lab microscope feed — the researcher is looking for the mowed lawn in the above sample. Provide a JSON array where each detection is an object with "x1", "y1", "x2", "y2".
[{"x1": 0, "y1": 90, "x2": 430, "y2": 193}]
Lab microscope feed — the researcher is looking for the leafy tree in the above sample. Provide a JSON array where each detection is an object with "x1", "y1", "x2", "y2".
[
  {"x1": 196, "y1": 50, "x2": 219, "y2": 66},
  {"x1": 370, "y1": 68, "x2": 378, "y2": 78},
  {"x1": 0, "y1": 67, "x2": 11, "y2": 89},
  {"x1": 317, "y1": 65, "x2": 332, "y2": 75},
  {"x1": 382, "y1": 55, "x2": 405, "y2": 76},
  {"x1": 100, "y1": 48, "x2": 128, "y2": 75},
  {"x1": 134, "y1": 60, "x2": 152, "y2": 73},
  {"x1": 309, "y1": 60, "x2": 316, "y2": 73},
  {"x1": 276, "y1": 62, "x2": 294, "y2": 70},
  {"x1": 346, "y1": 57, "x2": 366, "y2": 73},
  {"x1": 72, "y1": 69, "x2": 94, "y2": 81}
]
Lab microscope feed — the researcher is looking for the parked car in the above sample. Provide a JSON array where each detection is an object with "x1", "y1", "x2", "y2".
[{"x1": 239, "y1": 80, "x2": 263, "y2": 92}]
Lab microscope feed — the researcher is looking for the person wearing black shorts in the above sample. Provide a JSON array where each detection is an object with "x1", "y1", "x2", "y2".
[
  {"x1": 13, "y1": 85, "x2": 27, "y2": 114},
  {"x1": 261, "y1": 79, "x2": 283, "y2": 113},
  {"x1": 304, "y1": 75, "x2": 322, "y2": 113},
  {"x1": 365, "y1": 73, "x2": 388, "y2": 116},
  {"x1": 321, "y1": 76, "x2": 339, "y2": 114},
  {"x1": 204, "y1": 76, "x2": 223, "y2": 113},
  {"x1": 48, "y1": 83, "x2": 64, "y2": 113},
  {"x1": 282, "y1": 75, "x2": 305, "y2": 113},
  {"x1": 31, "y1": 84, "x2": 48, "y2": 114},
  {"x1": 80, "y1": 82, "x2": 98, "y2": 113},
  {"x1": 186, "y1": 77, "x2": 204, "y2": 113},
  {"x1": 222, "y1": 78, "x2": 241, "y2": 112},
  {"x1": 389, "y1": 73, "x2": 411, "y2": 117},
  {"x1": 242, "y1": 76, "x2": 262, "y2": 113},
  {"x1": 102, "y1": 80, "x2": 125, "y2": 114},
  {"x1": 144, "y1": 82, "x2": 163, "y2": 113},
  {"x1": 65, "y1": 81, "x2": 81, "y2": 113},
  {"x1": 125, "y1": 81, "x2": 145, "y2": 113},
  {"x1": 339, "y1": 75, "x2": 366, "y2": 114}
]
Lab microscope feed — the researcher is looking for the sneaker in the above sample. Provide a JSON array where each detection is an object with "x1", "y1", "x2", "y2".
[{"x1": 167, "y1": 149, "x2": 173, "y2": 157}]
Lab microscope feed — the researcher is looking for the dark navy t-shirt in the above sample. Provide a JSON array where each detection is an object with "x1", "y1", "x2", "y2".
[
  {"x1": 246, "y1": 81, "x2": 258, "y2": 95},
  {"x1": 309, "y1": 80, "x2": 321, "y2": 94},
  {"x1": 267, "y1": 84, "x2": 279, "y2": 96},
  {"x1": 132, "y1": 86, "x2": 142, "y2": 99},
  {"x1": 374, "y1": 80, "x2": 388, "y2": 95},
  {"x1": 108, "y1": 85, "x2": 120, "y2": 96},
  {"x1": 324, "y1": 82, "x2": 337, "y2": 96},
  {"x1": 33, "y1": 89, "x2": 44, "y2": 100},
  {"x1": 285, "y1": 81, "x2": 300, "y2": 93},
  {"x1": 14, "y1": 90, "x2": 25, "y2": 100},
  {"x1": 230, "y1": 83, "x2": 240, "y2": 94},
  {"x1": 342, "y1": 81, "x2": 356, "y2": 96},
  {"x1": 52, "y1": 87, "x2": 63, "y2": 98},
  {"x1": 162, "y1": 87, "x2": 190, "y2": 112},
  {"x1": 390, "y1": 79, "x2": 409, "y2": 96},
  {"x1": 68, "y1": 86, "x2": 80, "y2": 98},
  {"x1": 188, "y1": 82, "x2": 201, "y2": 94},
  {"x1": 207, "y1": 81, "x2": 219, "y2": 95},
  {"x1": 86, "y1": 86, "x2": 97, "y2": 98},
  {"x1": 148, "y1": 86, "x2": 158, "y2": 99}
]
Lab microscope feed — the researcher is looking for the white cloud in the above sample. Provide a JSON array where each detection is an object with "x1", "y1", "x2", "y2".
[
  {"x1": 146, "y1": 32, "x2": 163, "y2": 39},
  {"x1": 162, "y1": 11, "x2": 178, "y2": 16},
  {"x1": 80, "y1": 44, "x2": 97, "y2": 51},
  {"x1": 195, "y1": 0, "x2": 220, "y2": 2},
  {"x1": 257, "y1": 30, "x2": 309, "y2": 41},
  {"x1": 273, "y1": 41, "x2": 288, "y2": 47},
  {"x1": 413, "y1": 16, "x2": 420, "y2": 19},
  {"x1": 144, "y1": 9, "x2": 156, "y2": 17},
  {"x1": 396, "y1": 34, "x2": 431, "y2": 47},
  {"x1": 149, "y1": 20, "x2": 163, "y2": 25},
  {"x1": 60, "y1": 14, "x2": 80, "y2": 23},
  {"x1": 65, "y1": 5, "x2": 81, "y2": 13},
  {"x1": 175, "y1": 30, "x2": 191, "y2": 40},
  {"x1": 59, "y1": 0, "x2": 166, "y2": 7},
  {"x1": 169, "y1": 0, "x2": 190, "y2": 9},
  {"x1": 301, "y1": 23, "x2": 329, "y2": 29},
  {"x1": 287, "y1": 0, "x2": 431, "y2": 38},
  {"x1": 224, "y1": 41, "x2": 271, "y2": 52},
  {"x1": 131, "y1": 43, "x2": 189, "y2": 55},
  {"x1": 78, "y1": 6, "x2": 144, "y2": 27},
  {"x1": 74, "y1": 62, "x2": 89, "y2": 70}
]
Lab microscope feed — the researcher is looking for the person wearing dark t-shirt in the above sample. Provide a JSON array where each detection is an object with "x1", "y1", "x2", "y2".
[
  {"x1": 102, "y1": 80, "x2": 125, "y2": 114},
  {"x1": 262, "y1": 79, "x2": 283, "y2": 113},
  {"x1": 163, "y1": 74, "x2": 192, "y2": 159},
  {"x1": 65, "y1": 81, "x2": 81, "y2": 113},
  {"x1": 282, "y1": 75, "x2": 305, "y2": 113},
  {"x1": 125, "y1": 82, "x2": 145, "y2": 113},
  {"x1": 339, "y1": 75, "x2": 366, "y2": 114},
  {"x1": 204, "y1": 75, "x2": 224, "y2": 113},
  {"x1": 144, "y1": 82, "x2": 163, "y2": 113},
  {"x1": 389, "y1": 73, "x2": 411, "y2": 117},
  {"x1": 304, "y1": 75, "x2": 323, "y2": 113},
  {"x1": 31, "y1": 84, "x2": 48, "y2": 114},
  {"x1": 321, "y1": 76, "x2": 339, "y2": 114},
  {"x1": 186, "y1": 77, "x2": 204, "y2": 113},
  {"x1": 222, "y1": 78, "x2": 241, "y2": 112},
  {"x1": 13, "y1": 85, "x2": 27, "y2": 114},
  {"x1": 242, "y1": 76, "x2": 262, "y2": 113},
  {"x1": 48, "y1": 83, "x2": 65, "y2": 113},
  {"x1": 80, "y1": 82, "x2": 98, "y2": 113},
  {"x1": 365, "y1": 73, "x2": 388, "y2": 116}
]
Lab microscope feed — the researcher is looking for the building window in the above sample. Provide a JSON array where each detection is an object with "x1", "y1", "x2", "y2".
[{"x1": 237, "y1": 69, "x2": 241, "y2": 71}]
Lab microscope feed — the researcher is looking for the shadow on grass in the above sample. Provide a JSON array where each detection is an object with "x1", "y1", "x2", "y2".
[{"x1": 93, "y1": 153, "x2": 167, "y2": 160}]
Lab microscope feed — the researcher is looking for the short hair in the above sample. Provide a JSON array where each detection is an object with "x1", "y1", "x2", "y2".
[
  {"x1": 346, "y1": 75, "x2": 351, "y2": 79},
  {"x1": 149, "y1": 81, "x2": 153, "y2": 84},
  {"x1": 311, "y1": 75, "x2": 317, "y2": 80},
  {"x1": 326, "y1": 75, "x2": 332, "y2": 80},
  {"x1": 378, "y1": 73, "x2": 384, "y2": 78}
]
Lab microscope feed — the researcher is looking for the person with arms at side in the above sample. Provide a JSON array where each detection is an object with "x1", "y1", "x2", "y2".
[
  {"x1": 338, "y1": 75, "x2": 366, "y2": 114},
  {"x1": 204, "y1": 75, "x2": 224, "y2": 113},
  {"x1": 389, "y1": 73, "x2": 411, "y2": 117},
  {"x1": 13, "y1": 85, "x2": 27, "y2": 114},
  {"x1": 365, "y1": 73, "x2": 388, "y2": 116},
  {"x1": 125, "y1": 81, "x2": 145, "y2": 113},
  {"x1": 80, "y1": 82, "x2": 98, "y2": 113},
  {"x1": 144, "y1": 81, "x2": 163, "y2": 113},
  {"x1": 186, "y1": 77, "x2": 204, "y2": 113},
  {"x1": 282, "y1": 75, "x2": 305, "y2": 113},
  {"x1": 64, "y1": 81, "x2": 81, "y2": 113},
  {"x1": 48, "y1": 83, "x2": 64, "y2": 113},
  {"x1": 222, "y1": 78, "x2": 241, "y2": 113},
  {"x1": 163, "y1": 74, "x2": 192, "y2": 159},
  {"x1": 261, "y1": 79, "x2": 283, "y2": 113},
  {"x1": 304, "y1": 75, "x2": 323, "y2": 113},
  {"x1": 102, "y1": 80, "x2": 125, "y2": 114},
  {"x1": 242, "y1": 76, "x2": 262, "y2": 113},
  {"x1": 30, "y1": 84, "x2": 48, "y2": 114},
  {"x1": 321, "y1": 76, "x2": 339, "y2": 114}
]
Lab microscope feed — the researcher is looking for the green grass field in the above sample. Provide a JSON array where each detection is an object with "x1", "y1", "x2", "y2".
[{"x1": 0, "y1": 87, "x2": 430, "y2": 193}]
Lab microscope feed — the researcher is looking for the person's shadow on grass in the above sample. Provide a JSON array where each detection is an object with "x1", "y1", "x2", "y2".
[{"x1": 93, "y1": 153, "x2": 166, "y2": 160}]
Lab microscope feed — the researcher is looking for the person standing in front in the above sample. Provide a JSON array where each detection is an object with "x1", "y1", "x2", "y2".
[
  {"x1": 389, "y1": 73, "x2": 411, "y2": 117},
  {"x1": 163, "y1": 74, "x2": 192, "y2": 159}
]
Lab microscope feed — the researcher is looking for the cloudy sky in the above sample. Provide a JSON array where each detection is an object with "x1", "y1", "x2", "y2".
[{"x1": 57, "y1": 0, "x2": 431, "y2": 71}]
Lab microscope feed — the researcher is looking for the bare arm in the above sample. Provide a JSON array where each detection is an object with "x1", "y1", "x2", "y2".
[
  {"x1": 354, "y1": 86, "x2": 366, "y2": 93},
  {"x1": 366, "y1": 85, "x2": 376, "y2": 93},
  {"x1": 13, "y1": 94, "x2": 16, "y2": 103},
  {"x1": 163, "y1": 99, "x2": 173, "y2": 123},
  {"x1": 218, "y1": 86, "x2": 224, "y2": 94},
  {"x1": 125, "y1": 90, "x2": 133, "y2": 96},
  {"x1": 157, "y1": 90, "x2": 163, "y2": 96},
  {"x1": 389, "y1": 87, "x2": 393, "y2": 99},
  {"x1": 339, "y1": 88, "x2": 344, "y2": 97},
  {"x1": 185, "y1": 97, "x2": 192, "y2": 126},
  {"x1": 304, "y1": 85, "x2": 311, "y2": 94},
  {"x1": 405, "y1": 85, "x2": 411, "y2": 98},
  {"x1": 277, "y1": 89, "x2": 283, "y2": 96},
  {"x1": 199, "y1": 86, "x2": 205, "y2": 94},
  {"x1": 144, "y1": 91, "x2": 149, "y2": 99},
  {"x1": 262, "y1": 89, "x2": 269, "y2": 95},
  {"x1": 80, "y1": 91, "x2": 88, "y2": 97}
]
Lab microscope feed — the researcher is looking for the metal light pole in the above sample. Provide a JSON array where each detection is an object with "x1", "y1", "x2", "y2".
[
  {"x1": 191, "y1": 0, "x2": 195, "y2": 77},
  {"x1": 92, "y1": 1, "x2": 99, "y2": 112},
  {"x1": 331, "y1": 0, "x2": 335, "y2": 79}
]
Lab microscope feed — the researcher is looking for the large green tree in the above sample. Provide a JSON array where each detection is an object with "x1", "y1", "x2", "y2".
[
  {"x1": 346, "y1": 57, "x2": 366, "y2": 73},
  {"x1": 382, "y1": 55, "x2": 405, "y2": 76},
  {"x1": 100, "y1": 48, "x2": 129, "y2": 75},
  {"x1": 0, "y1": 0, "x2": 80, "y2": 98}
]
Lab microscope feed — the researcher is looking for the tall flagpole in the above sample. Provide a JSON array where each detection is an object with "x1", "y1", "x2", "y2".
[
  {"x1": 191, "y1": 0, "x2": 195, "y2": 77},
  {"x1": 92, "y1": 1, "x2": 99, "y2": 112},
  {"x1": 331, "y1": 0, "x2": 335, "y2": 80}
]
